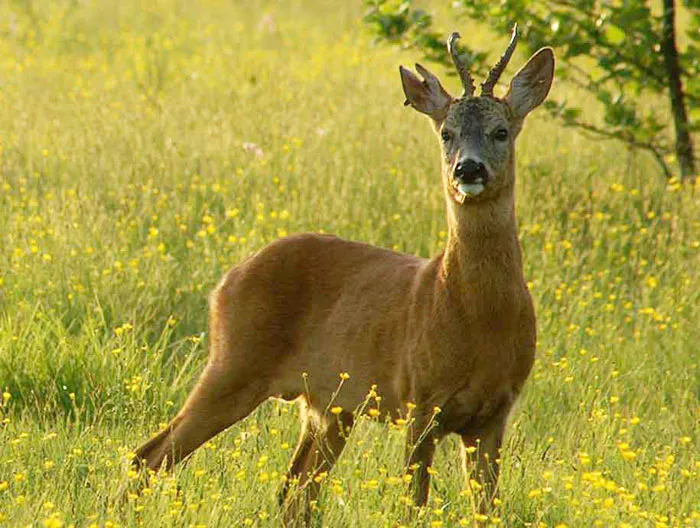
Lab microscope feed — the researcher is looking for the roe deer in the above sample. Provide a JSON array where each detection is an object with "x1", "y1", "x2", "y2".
[{"x1": 132, "y1": 26, "x2": 554, "y2": 525}]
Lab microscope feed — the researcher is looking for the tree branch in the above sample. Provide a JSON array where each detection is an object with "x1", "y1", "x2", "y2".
[{"x1": 567, "y1": 119, "x2": 672, "y2": 179}]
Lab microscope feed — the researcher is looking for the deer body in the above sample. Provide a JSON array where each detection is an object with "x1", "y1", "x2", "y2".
[{"x1": 133, "y1": 28, "x2": 554, "y2": 525}]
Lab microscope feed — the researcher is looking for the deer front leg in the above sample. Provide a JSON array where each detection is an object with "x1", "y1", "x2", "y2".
[
  {"x1": 404, "y1": 412, "x2": 437, "y2": 508},
  {"x1": 459, "y1": 404, "x2": 510, "y2": 513}
]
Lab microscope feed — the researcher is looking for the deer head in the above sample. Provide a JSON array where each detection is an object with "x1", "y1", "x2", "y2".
[{"x1": 399, "y1": 26, "x2": 554, "y2": 205}]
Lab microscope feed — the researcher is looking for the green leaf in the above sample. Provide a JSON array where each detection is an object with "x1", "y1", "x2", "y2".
[{"x1": 604, "y1": 24, "x2": 625, "y2": 45}]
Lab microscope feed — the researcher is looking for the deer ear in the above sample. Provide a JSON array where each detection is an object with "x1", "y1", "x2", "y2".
[
  {"x1": 399, "y1": 63, "x2": 454, "y2": 123},
  {"x1": 505, "y1": 48, "x2": 554, "y2": 120}
]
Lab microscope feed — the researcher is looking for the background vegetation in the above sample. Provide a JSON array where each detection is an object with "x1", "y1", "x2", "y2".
[{"x1": 0, "y1": 0, "x2": 699, "y2": 526}]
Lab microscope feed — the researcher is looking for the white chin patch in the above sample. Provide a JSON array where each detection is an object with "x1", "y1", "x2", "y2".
[{"x1": 457, "y1": 182, "x2": 485, "y2": 197}]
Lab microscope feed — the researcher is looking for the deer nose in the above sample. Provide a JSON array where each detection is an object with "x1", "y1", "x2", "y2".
[{"x1": 454, "y1": 159, "x2": 488, "y2": 184}]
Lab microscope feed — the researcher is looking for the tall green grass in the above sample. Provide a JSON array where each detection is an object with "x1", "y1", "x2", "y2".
[{"x1": 1, "y1": 1, "x2": 699, "y2": 526}]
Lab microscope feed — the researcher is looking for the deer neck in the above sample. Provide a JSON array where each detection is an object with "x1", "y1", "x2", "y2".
[{"x1": 440, "y1": 186, "x2": 524, "y2": 306}]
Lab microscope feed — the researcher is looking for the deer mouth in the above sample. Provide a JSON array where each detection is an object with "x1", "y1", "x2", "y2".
[{"x1": 451, "y1": 175, "x2": 488, "y2": 203}]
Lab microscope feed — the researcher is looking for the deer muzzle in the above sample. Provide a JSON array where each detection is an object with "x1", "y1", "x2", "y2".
[{"x1": 453, "y1": 158, "x2": 489, "y2": 199}]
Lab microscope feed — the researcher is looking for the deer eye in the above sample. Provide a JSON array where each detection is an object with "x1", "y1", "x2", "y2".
[
  {"x1": 441, "y1": 129, "x2": 453, "y2": 142},
  {"x1": 493, "y1": 128, "x2": 508, "y2": 142}
]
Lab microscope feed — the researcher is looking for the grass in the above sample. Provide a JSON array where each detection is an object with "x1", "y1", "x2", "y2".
[{"x1": 1, "y1": 0, "x2": 699, "y2": 526}]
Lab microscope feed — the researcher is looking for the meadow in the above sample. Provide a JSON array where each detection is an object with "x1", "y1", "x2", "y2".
[{"x1": 1, "y1": 0, "x2": 699, "y2": 526}]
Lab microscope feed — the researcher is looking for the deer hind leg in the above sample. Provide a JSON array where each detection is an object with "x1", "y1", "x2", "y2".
[
  {"x1": 281, "y1": 407, "x2": 354, "y2": 527},
  {"x1": 134, "y1": 362, "x2": 268, "y2": 472},
  {"x1": 278, "y1": 408, "x2": 314, "y2": 508}
]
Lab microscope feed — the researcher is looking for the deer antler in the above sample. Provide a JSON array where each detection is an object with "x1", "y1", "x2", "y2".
[
  {"x1": 447, "y1": 32, "x2": 475, "y2": 98},
  {"x1": 481, "y1": 24, "x2": 518, "y2": 97}
]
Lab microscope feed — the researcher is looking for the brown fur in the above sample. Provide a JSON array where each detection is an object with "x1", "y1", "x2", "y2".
[{"x1": 133, "y1": 46, "x2": 555, "y2": 525}]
